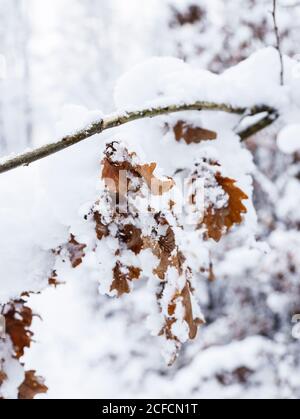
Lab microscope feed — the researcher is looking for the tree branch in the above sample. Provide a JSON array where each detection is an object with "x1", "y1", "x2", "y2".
[
  {"x1": 0, "y1": 101, "x2": 277, "y2": 175},
  {"x1": 237, "y1": 110, "x2": 280, "y2": 140},
  {"x1": 272, "y1": 0, "x2": 284, "y2": 85}
]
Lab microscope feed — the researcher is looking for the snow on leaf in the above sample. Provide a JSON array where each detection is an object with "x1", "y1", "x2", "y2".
[
  {"x1": 111, "y1": 263, "x2": 142, "y2": 297},
  {"x1": 118, "y1": 224, "x2": 143, "y2": 255},
  {"x1": 67, "y1": 235, "x2": 87, "y2": 268},
  {"x1": 203, "y1": 174, "x2": 248, "y2": 242},
  {"x1": 102, "y1": 142, "x2": 174, "y2": 196},
  {"x1": 94, "y1": 211, "x2": 109, "y2": 240},
  {"x1": 0, "y1": 299, "x2": 47, "y2": 399},
  {"x1": 181, "y1": 282, "x2": 204, "y2": 339},
  {"x1": 189, "y1": 155, "x2": 248, "y2": 242},
  {"x1": 18, "y1": 371, "x2": 48, "y2": 400},
  {"x1": 4, "y1": 299, "x2": 33, "y2": 359}
]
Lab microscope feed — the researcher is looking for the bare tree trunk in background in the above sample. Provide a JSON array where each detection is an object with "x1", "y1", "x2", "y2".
[{"x1": 17, "y1": 0, "x2": 32, "y2": 147}]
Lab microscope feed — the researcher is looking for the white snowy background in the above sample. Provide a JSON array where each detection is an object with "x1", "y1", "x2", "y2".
[{"x1": 1, "y1": 0, "x2": 300, "y2": 399}]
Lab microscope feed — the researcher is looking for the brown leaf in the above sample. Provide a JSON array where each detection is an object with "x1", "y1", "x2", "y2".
[
  {"x1": 173, "y1": 120, "x2": 217, "y2": 144},
  {"x1": 18, "y1": 371, "x2": 48, "y2": 400},
  {"x1": 136, "y1": 163, "x2": 174, "y2": 196},
  {"x1": 166, "y1": 282, "x2": 203, "y2": 341},
  {"x1": 102, "y1": 158, "x2": 130, "y2": 193},
  {"x1": 203, "y1": 174, "x2": 248, "y2": 241},
  {"x1": 181, "y1": 282, "x2": 204, "y2": 339},
  {"x1": 67, "y1": 235, "x2": 87, "y2": 268},
  {"x1": 119, "y1": 224, "x2": 143, "y2": 255},
  {"x1": 102, "y1": 151, "x2": 174, "y2": 197},
  {"x1": 1, "y1": 300, "x2": 47, "y2": 399},
  {"x1": 143, "y1": 220, "x2": 183, "y2": 281},
  {"x1": 4, "y1": 300, "x2": 33, "y2": 359},
  {"x1": 94, "y1": 211, "x2": 109, "y2": 240},
  {"x1": 111, "y1": 263, "x2": 141, "y2": 297},
  {"x1": 158, "y1": 226, "x2": 176, "y2": 255}
]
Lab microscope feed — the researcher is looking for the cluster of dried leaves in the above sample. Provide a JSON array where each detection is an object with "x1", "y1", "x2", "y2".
[
  {"x1": 0, "y1": 120, "x2": 248, "y2": 397},
  {"x1": 0, "y1": 299, "x2": 47, "y2": 399},
  {"x1": 53, "y1": 133, "x2": 248, "y2": 364}
]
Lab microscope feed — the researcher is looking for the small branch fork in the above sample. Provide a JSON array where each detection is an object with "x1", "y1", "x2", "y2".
[{"x1": 0, "y1": 101, "x2": 278, "y2": 175}]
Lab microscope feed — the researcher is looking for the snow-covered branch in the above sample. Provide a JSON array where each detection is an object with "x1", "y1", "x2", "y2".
[{"x1": 0, "y1": 102, "x2": 277, "y2": 175}]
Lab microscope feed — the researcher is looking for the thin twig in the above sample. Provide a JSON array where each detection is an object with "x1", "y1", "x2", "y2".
[
  {"x1": 0, "y1": 102, "x2": 277, "y2": 175},
  {"x1": 272, "y1": 0, "x2": 284, "y2": 85},
  {"x1": 237, "y1": 110, "x2": 279, "y2": 140}
]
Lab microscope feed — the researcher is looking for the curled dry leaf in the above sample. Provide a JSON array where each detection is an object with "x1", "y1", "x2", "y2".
[
  {"x1": 203, "y1": 174, "x2": 248, "y2": 242},
  {"x1": 181, "y1": 282, "x2": 204, "y2": 339},
  {"x1": 165, "y1": 282, "x2": 203, "y2": 341},
  {"x1": 136, "y1": 163, "x2": 174, "y2": 196},
  {"x1": 173, "y1": 120, "x2": 217, "y2": 144},
  {"x1": 111, "y1": 263, "x2": 142, "y2": 297},
  {"x1": 4, "y1": 299, "x2": 33, "y2": 359},
  {"x1": 102, "y1": 143, "x2": 174, "y2": 196}
]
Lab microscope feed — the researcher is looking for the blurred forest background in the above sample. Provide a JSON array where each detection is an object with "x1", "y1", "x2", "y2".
[{"x1": 1, "y1": 0, "x2": 300, "y2": 398}]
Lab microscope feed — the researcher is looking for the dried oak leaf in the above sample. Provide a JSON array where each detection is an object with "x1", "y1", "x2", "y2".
[
  {"x1": 143, "y1": 220, "x2": 179, "y2": 281},
  {"x1": 136, "y1": 163, "x2": 174, "y2": 196},
  {"x1": 102, "y1": 147, "x2": 174, "y2": 196},
  {"x1": 173, "y1": 120, "x2": 217, "y2": 144},
  {"x1": 94, "y1": 211, "x2": 109, "y2": 240},
  {"x1": 67, "y1": 235, "x2": 87, "y2": 268},
  {"x1": 102, "y1": 158, "x2": 131, "y2": 193},
  {"x1": 158, "y1": 226, "x2": 176, "y2": 255},
  {"x1": 166, "y1": 282, "x2": 203, "y2": 341},
  {"x1": 111, "y1": 263, "x2": 141, "y2": 297},
  {"x1": 4, "y1": 300, "x2": 33, "y2": 359},
  {"x1": 1, "y1": 300, "x2": 47, "y2": 399},
  {"x1": 181, "y1": 282, "x2": 204, "y2": 339},
  {"x1": 203, "y1": 174, "x2": 248, "y2": 242},
  {"x1": 118, "y1": 224, "x2": 143, "y2": 255},
  {"x1": 18, "y1": 371, "x2": 48, "y2": 400}
]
